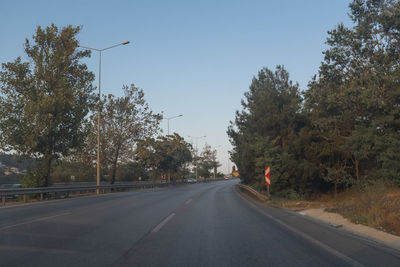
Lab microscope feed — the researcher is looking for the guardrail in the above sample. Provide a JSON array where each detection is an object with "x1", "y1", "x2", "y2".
[
  {"x1": 0, "y1": 178, "x2": 225, "y2": 206},
  {"x1": 237, "y1": 183, "x2": 268, "y2": 201}
]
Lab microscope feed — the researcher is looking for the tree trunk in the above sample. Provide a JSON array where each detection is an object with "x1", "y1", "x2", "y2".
[
  {"x1": 43, "y1": 155, "x2": 52, "y2": 187},
  {"x1": 355, "y1": 159, "x2": 360, "y2": 181},
  {"x1": 111, "y1": 146, "x2": 120, "y2": 184},
  {"x1": 111, "y1": 161, "x2": 117, "y2": 184},
  {"x1": 280, "y1": 132, "x2": 286, "y2": 148}
]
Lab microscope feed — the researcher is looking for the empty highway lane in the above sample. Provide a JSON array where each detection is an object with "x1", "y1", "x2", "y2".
[{"x1": 1, "y1": 180, "x2": 399, "y2": 266}]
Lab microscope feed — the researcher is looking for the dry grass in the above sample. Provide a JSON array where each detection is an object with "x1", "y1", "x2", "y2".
[
  {"x1": 327, "y1": 188, "x2": 400, "y2": 236},
  {"x1": 274, "y1": 186, "x2": 400, "y2": 236},
  {"x1": 277, "y1": 200, "x2": 324, "y2": 211}
]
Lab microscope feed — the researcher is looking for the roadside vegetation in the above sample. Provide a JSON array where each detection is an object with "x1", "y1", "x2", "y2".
[
  {"x1": 328, "y1": 181, "x2": 400, "y2": 236},
  {"x1": 0, "y1": 25, "x2": 222, "y2": 187},
  {"x1": 275, "y1": 182, "x2": 400, "y2": 236},
  {"x1": 228, "y1": 0, "x2": 400, "y2": 232}
]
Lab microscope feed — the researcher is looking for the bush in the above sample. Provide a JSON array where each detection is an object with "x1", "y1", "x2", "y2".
[
  {"x1": 21, "y1": 165, "x2": 47, "y2": 188},
  {"x1": 273, "y1": 188, "x2": 303, "y2": 200},
  {"x1": 51, "y1": 161, "x2": 96, "y2": 183}
]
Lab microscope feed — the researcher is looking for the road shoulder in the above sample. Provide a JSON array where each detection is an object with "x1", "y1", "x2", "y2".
[
  {"x1": 236, "y1": 184, "x2": 400, "y2": 254},
  {"x1": 299, "y1": 208, "x2": 400, "y2": 252}
]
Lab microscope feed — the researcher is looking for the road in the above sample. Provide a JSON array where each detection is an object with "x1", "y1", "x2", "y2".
[{"x1": 0, "y1": 179, "x2": 399, "y2": 266}]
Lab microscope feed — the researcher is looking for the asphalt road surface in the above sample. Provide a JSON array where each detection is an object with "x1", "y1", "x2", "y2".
[{"x1": 1, "y1": 179, "x2": 400, "y2": 267}]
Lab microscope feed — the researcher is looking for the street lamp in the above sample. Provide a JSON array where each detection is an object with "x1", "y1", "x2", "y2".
[
  {"x1": 188, "y1": 135, "x2": 206, "y2": 179},
  {"x1": 165, "y1": 114, "x2": 183, "y2": 135},
  {"x1": 79, "y1": 41, "x2": 130, "y2": 194},
  {"x1": 163, "y1": 114, "x2": 183, "y2": 183}
]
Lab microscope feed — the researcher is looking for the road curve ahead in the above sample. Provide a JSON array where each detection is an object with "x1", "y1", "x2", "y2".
[{"x1": 1, "y1": 179, "x2": 399, "y2": 267}]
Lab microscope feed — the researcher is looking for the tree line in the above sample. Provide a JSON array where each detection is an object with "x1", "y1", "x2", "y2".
[
  {"x1": 0, "y1": 24, "x2": 221, "y2": 187},
  {"x1": 228, "y1": 0, "x2": 400, "y2": 197}
]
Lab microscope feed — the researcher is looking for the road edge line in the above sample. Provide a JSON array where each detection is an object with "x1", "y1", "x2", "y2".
[{"x1": 235, "y1": 188, "x2": 365, "y2": 267}]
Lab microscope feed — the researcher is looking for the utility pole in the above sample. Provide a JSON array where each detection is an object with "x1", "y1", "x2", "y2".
[
  {"x1": 79, "y1": 41, "x2": 130, "y2": 193},
  {"x1": 188, "y1": 135, "x2": 206, "y2": 179},
  {"x1": 211, "y1": 145, "x2": 221, "y2": 179}
]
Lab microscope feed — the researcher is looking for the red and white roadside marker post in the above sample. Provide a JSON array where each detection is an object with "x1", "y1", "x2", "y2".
[{"x1": 265, "y1": 166, "x2": 271, "y2": 200}]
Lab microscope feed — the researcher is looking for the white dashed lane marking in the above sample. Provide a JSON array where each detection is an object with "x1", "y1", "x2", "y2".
[{"x1": 151, "y1": 213, "x2": 175, "y2": 233}]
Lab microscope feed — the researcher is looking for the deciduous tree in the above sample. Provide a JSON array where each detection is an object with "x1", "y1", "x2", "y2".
[
  {"x1": 0, "y1": 24, "x2": 95, "y2": 187},
  {"x1": 135, "y1": 134, "x2": 192, "y2": 182},
  {"x1": 90, "y1": 84, "x2": 161, "y2": 184}
]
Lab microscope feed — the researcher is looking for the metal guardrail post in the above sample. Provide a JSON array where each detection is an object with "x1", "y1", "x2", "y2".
[
  {"x1": 238, "y1": 184, "x2": 268, "y2": 201},
  {"x1": 23, "y1": 194, "x2": 27, "y2": 203},
  {"x1": 2, "y1": 195, "x2": 5, "y2": 206},
  {"x1": 40, "y1": 193, "x2": 43, "y2": 201}
]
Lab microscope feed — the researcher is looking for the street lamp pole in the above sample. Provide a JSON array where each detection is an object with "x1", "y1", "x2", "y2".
[
  {"x1": 188, "y1": 135, "x2": 206, "y2": 179},
  {"x1": 79, "y1": 41, "x2": 130, "y2": 194},
  {"x1": 163, "y1": 114, "x2": 183, "y2": 183},
  {"x1": 165, "y1": 114, "x2": 183, "y2": 135}
]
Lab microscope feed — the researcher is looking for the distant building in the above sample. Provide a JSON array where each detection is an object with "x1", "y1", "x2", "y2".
[{"x1": 10, "y1": 167, "x2": 19, "y2": 174}]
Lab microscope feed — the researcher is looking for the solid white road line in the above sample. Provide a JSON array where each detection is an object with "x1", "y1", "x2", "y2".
[
  {"x1": 151, "y1": 213, "x2": 175, "y2": 233},
  {"x1": 0, "y1": 212, "x2": 72, "y2": 231},
  {"x1": 185, "y1": 198, "x2": 192, "y2": 205},
  {"x1": 237, "y1": 192, "x2": 365, "y2": 267}
]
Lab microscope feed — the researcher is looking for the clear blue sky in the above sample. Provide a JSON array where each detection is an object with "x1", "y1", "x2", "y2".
[{"x1": 0, "y1": 0, "x2": 353, "y2": 173}]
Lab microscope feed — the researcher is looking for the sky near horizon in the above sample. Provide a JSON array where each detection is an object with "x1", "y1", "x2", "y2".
[{"x1": 0, "y1": 0, "x2": 353, "y2": 173}]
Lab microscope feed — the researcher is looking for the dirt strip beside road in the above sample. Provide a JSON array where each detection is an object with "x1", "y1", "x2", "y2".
[{"x1": 300, "y1": 208, "x2": 400, "y2": 251}]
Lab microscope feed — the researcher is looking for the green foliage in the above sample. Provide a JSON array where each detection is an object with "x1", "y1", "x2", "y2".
[
  {"x1": 197, "y1": 144, "x2": 221, "y2": 178},
  {"x1": 228, "y1": 0, "x2": 400, "y2": 197},
  {"x1": 135, "y1": 134, "x2": 192, "y2": 181},
  {"x1": 0, "y1": 24, "x2": 95, "y2": 187},
  {"x1": 51, "y1": 159, "x2": 95, "y2": 183},
  {"x1": 116, "y1": 162, "x2": 149, "y2": 181},
  {"x1": 21, "y1": 165, "x2": 47, "y2": 188},
  {"x1": 304, "y1": 0, "x2": 400, "y2": 190},
  {"x1": 87, "y1": 84, "x2": 161, "y2": 184},
  {"x1": 228, "y1": 65, "x2": 307, "y2": 193}
]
